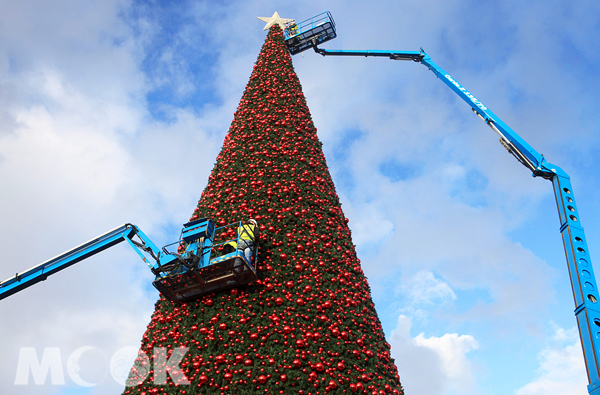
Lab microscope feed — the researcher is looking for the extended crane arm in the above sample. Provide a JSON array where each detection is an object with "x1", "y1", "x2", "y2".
[
  {"x1": 0, "y1": 217, "x2": 257, "y2": 303},
  {"x1": 0, "y1": 224, "x2": 167, "y2": 301},
  {"x1": 313, "y1": 45, "x2": 600, "y2": 395},
  {"x1": 313, "y1": 46, "x2": 559, "y2": 179}
]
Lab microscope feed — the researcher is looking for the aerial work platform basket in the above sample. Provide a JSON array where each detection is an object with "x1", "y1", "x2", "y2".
[
  {"x1": 285, "y1": 11, "x2": 336, "y2": 55},
  {"x1": 152, "y1": 219, "x2": 258, "y2": 302}
]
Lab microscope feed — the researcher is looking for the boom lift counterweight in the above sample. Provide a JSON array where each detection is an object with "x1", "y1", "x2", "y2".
[{"x1": 287, "y1": 11, "x2": 600, "y2": 395}]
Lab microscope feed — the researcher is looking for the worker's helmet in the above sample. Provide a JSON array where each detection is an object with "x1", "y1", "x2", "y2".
[{"x1": 248, "y1": 219, "x2": 257, "y2": 226}]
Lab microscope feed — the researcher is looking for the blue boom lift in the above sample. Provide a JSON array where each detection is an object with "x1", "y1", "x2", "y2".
[
  {"x1": 0, "y1": 219, "x2": 258, "y2": 302},
  {"x1": 287, "y1": 11, "x2": 600, "y2": 395}
]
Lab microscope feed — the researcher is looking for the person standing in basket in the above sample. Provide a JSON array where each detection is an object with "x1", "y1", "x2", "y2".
[{"x1": 237, "y1": 218, "x2": 258, "y2": 264}]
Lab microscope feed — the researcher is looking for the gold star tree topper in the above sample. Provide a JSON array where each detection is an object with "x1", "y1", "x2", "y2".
[{"x1": 257, "y1": 12, "x2": 294, "y2": 31}]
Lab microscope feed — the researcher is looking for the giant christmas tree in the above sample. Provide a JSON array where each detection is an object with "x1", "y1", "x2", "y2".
[{"x1": 123, "y1": 20, "x2": 403, "y2": 395}]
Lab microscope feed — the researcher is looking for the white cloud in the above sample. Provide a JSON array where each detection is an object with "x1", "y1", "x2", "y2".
[
  {"x1": 390, "y1": 315, "x2": 479, "y2": 395},
  {"x1": 403, "y1": 271, "x2": 457, "y2": 305},
  {"x1": 348, "y1": 161, "x2": 557, "y2": 335},
  {"x1": 415, "y1": 332, "x2": 479, "y2": 385},
  {"x1": 515, "y1": 325, "x2": 587, "y2": 395}
]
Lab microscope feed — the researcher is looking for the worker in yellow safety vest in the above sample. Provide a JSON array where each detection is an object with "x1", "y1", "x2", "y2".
[
  {"x1": 285, "y1": 22, "x2": 298, "y2": 38},
  {"x1": 237, "y1": 218, "x2": 258, "y2": 263}
]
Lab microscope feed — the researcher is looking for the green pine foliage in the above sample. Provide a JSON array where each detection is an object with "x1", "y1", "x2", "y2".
[{"x1": 123, "y1": 25, "x2": 404, "y2": 395}]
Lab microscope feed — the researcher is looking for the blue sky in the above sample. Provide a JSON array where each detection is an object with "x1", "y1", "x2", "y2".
[{"x1": 0, "y1": 1, "x2": 599, "y2": 394}]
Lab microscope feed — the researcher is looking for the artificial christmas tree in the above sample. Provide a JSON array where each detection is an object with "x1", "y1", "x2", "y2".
[{"x1": 123, "y1": 22, "x2": 403, "y2": 395}]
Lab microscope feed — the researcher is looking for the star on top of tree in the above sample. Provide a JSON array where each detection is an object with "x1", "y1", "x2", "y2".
[{"x1": 257, "y1": 11, "x2": 294, "y2": 31}]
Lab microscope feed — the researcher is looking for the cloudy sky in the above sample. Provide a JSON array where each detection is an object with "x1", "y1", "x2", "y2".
[{"x1": 1, "y1": 1, "x2": 599, "y2": 394}]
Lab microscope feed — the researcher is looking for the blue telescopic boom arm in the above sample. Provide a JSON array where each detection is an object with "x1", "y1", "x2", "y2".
[
  {"x1": 0, "y1": 224, "x2": 165, "y2": 301},
  {"x1": 314, "y1": 45, "x2": 600, "y2": 394}
]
